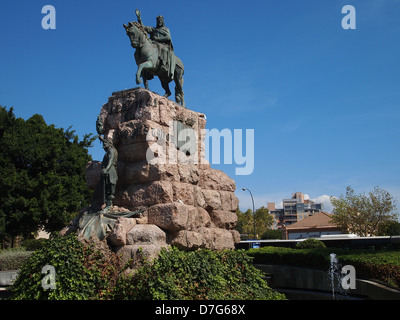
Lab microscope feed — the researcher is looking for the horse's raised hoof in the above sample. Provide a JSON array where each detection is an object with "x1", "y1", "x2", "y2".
[{"x1": 136, "y1": 76, "x2": 142, "y2": 85}]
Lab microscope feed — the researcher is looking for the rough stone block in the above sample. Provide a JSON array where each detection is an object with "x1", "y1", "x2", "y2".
[
  {"x1": 133, "y1": 98, "x2": 160, "y2": 123},
  {"x1": 118, "y1": 161, "x2": 182, "y2": 186},
  {"x1": 114, "y1": 244, "x2": 167, "y2": 267},
  {"x1": 209, "y1": 210, "x2": 238, "y2": 230},
  {"x1": 115, "y1": 180, "x2": 173, "y2": 208},
  {"x1": 185, "y1": 206, "x2": 212, "y2": 230},
  {"x1": 158, "y1": 98, "x2": 175, "y2": 126},
  {"x1": 178, "y1": 164, "x2": 200, "y2": 184},
  {"x1": 200, "y1": 168, "x2": 236, "y2": 192},
  {"x1": 148, "y1": 202, "x2": 189, "y2": 232},
  {"x1": 107, "y1": 217, "x2": 136, "y2": 246},
  {"x1": 196, "y1": 207, "x2": 212, "y2": 229},
  {"x1": 126, "y1": 224, "x2": 167, "y2": 245},
  {"x1": 210, "y1": 228, "x2": 235, "y2": 250},
  {"x1": 117, "y1": 140, "x2": 152, "y2": 163},
  {"x1": 170, "y1": 230, "x2": 206, "y2": 250},
  {"x1": 202, "y1": 189, "x2": 222, "y2": 210},
  {"x1": 117, "y1": 160, "x2": 150, "y2": 185},
  {"x1": 229, "y1": 229, "x2": 241, "y2": 244},
  {"x1": 172, "y1": 182, "x2": 195, "y2": 206},
  {"x1": 193, "y1": 186, "x2": 206, "y2": 208},
  {"x1": 219, "y1": 191, "x2": 237, "y2": 212},
  {"x1": 231, "y1": 192, "x2": 239, "y2": 212},
  {"x1": 149, "y1": 164, "x2": 180, "y2": 182},
  {"x1": 197, "y1": 227, "x2": 235, "y2": 250},
  {"x1": 118, "y1": 119, "x2": 152, "y2": 143}
]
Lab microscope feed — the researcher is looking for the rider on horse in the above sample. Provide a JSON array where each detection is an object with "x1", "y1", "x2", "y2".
[{"x1": 136, "y1": 10, "x2": 176, "y2": 80}]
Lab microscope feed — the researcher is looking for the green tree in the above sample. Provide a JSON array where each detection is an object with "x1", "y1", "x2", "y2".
[
  {"x1": 378, "y1": 220, "x2": 400, "y2": 236},
  {"x1": 330, "y1": 186, "x2": 398, "y2": 237},
  {"x1": 236, "y1": 208, "x2": 253, "y2": 237},
  {"x1": 236, "y1": 206, "x2": 274, "y2": 239},
  {"x1": 261, "y1": 229, "x2": 282, "y2": 240},
  {"x1": 0, "y1": 106, "x2": 96, "y2": 245}
]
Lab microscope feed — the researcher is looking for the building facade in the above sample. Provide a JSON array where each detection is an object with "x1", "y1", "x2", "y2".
[
  {"x1": 268, "y1": 192, "x2": 323, "y2": 229},
  {"x1": 281, "y1": 211, "x2": 342, "y2": 239}
]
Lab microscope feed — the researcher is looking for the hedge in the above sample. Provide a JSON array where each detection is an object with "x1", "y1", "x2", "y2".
[
  {"x1": 295, "y1": 238, "x2": 326, "y2": 249},
  {"x1": 247, "y1": 246, "x2": 400, "y2": 288},
  {"x1": 0, "y1": 249, "x2": 33, "y2": 271},
  {"x1": 338, "y1": 251, "x2": 400, "y2": 288}
]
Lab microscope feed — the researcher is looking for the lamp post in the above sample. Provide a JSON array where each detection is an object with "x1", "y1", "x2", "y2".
[{"x1": 242, "y1": 188, "x2": 256, "y2": 240}]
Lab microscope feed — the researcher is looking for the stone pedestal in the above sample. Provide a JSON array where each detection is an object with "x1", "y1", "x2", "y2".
[{"x1": 86, "y1": 88, "x2": 240, "y2": 264}]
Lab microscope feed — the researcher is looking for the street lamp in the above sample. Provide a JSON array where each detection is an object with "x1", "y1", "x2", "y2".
[{"x1": 242, "y1": 188, "x2": 256, "y2": 240}]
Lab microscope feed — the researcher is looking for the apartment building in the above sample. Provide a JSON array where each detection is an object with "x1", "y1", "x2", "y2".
[{"x1": 268, "y1": 192, "x2": 323, "y2": 229}]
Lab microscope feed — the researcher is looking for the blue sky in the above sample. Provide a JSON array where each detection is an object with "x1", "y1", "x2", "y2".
[{"x1": 1, "y1": 1, "x2": 400, "y2": 213}]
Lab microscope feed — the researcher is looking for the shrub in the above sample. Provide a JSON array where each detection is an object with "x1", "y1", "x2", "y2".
[
  {"x1": 339, "y1": 251, "x2": 400, "y2": 288},
  {"x1": 112, "y1": 247, "x2": 286, "y2": 300},
  {"x1": 296, "y1": 238, "x2": 326, "y2": 249},
  {"x1": 0, "y1": 249, "x2": 33, "y2": 271},
  {"x1": 9, "y1": 234, "x2": 121, "y2": 300},
  {"x1": 247, "y1": 246, "x2": 329, "y2": 269},
  {"x1": 22, "y1": 238, "x2": 49, "y2": 251}
]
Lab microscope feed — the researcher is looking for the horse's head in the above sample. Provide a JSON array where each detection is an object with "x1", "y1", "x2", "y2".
[
  {"x1": 123, "y1": 21, "x2": 134, "y2": 33},
  {"x1": 123, "y1": 21, "x2": 146, "y2": 48}
]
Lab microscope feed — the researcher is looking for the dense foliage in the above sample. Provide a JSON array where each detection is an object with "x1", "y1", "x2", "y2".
[
  {"x1": 330, "y1": 186, "x2": 398, "y2": 236},
  {"x1": 248, "y1": 246, "x2": 329, "y2": 269},
  {"x1": 8, "y1": 235, "x2": 285, "y2": 300},
  {"x1": 112, "y1": 246, "x2": 285, "y2": 300},
  {"x1": 21, "y1": 238, "x2": 49, "y2": 251},
  {"x1": 338, "y1": 251, "x2": 400, "y2": 288},
  {"x1": 9, "y1": 234, "x2": 121, "y2": 300},
  {"x1": 295, "y1": 238, "x2": 326, "y2": 249},
  {"x1": 261, "y1": 229, "x2": 282, "y2": 240},
  {"x1": 378, "y1": 220, "x2": 400, "y2": 236},
  {"x1": 1, "y1": 238, "x2": 50, "y2": 271},
  {"x1": 236, "y1": 206, "x2": 275, "y2": 239},
  {"x1": 0, "y1": 106, "x2": 96, "y2": 245},
  {"x1": 247, "y1": 246, "x2": 400, "y2": 288},
  {"x1": 0, "y1": 248, "x2": 33, "y2": 271}
]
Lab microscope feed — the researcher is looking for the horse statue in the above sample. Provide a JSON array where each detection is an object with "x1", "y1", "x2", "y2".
[{"x1": 123, "y1": 21, "x2": 185, "y2": 107}]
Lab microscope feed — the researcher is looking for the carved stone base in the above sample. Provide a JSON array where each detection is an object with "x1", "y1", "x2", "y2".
[{"x1": 82, "y1": 88, "x2": 240, "y2": 266}]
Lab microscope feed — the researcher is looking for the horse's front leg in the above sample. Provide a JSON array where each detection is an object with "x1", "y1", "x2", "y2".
[{"x1": 136, "y1": 61, "x2": 152, "y2": 85}]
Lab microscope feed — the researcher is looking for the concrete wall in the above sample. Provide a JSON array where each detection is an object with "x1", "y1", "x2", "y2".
[
  {"x1": 0, "y1": 270, "x2": 19, "y2": 300},
  {"x1": 0, "y1": 270, "x2": 19, "y2": 287}
]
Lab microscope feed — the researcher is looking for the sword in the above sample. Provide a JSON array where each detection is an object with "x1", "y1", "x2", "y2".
[{"x1": 135, "y1": 9, "x2": 143, "y2": 25}]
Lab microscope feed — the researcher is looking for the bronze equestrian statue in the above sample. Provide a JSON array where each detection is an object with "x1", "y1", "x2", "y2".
[{"x1": 123, "y1": 10, "x2": 185, "y2": 107}]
